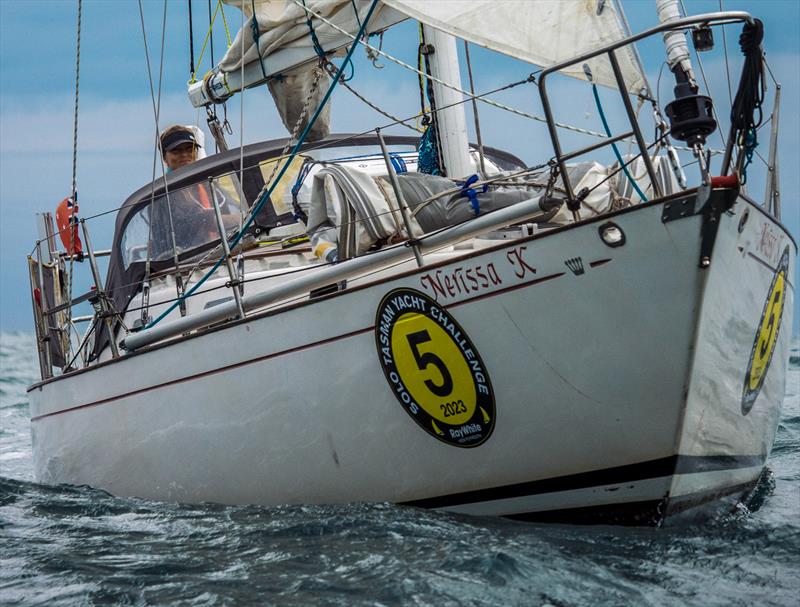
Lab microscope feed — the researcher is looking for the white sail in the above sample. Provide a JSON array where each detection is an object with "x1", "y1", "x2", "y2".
[
  {"x1": 382, "y1": 0, "x2": 646, "y2": 94},
  {"x1": 217, "y1": 0, "x2": 384, "y2": 74},
  {"x1": 188, "y1": 1, "x2": 405, "y2": 107},
  {"x1": 208, "y1": 0, "x2": 645, "y2": 99},
  {"x1": 205, "y1": 1, "x2": 400, "y2": 136}
]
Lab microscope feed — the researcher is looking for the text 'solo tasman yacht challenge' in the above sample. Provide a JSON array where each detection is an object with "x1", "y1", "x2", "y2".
[{"x1": 27, "y1": 0, "x2": 794, "y2": 525}]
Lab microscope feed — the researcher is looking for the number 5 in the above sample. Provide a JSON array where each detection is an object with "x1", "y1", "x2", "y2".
[
  {"x1": 406, "y1": 330, "x2": 454, "y2": 397},
  {"x1": 759, "y1": 288, "x2": 781, "y2": 358}
]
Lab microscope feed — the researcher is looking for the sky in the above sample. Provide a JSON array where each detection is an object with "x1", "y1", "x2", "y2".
[{"x1": 0, "y1": 0, "x2": 798, "y2": 335}]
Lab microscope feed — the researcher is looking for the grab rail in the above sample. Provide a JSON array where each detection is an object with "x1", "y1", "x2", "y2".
[{"x1": 537, "y1": 11, "x2": 753, "y2": 216}]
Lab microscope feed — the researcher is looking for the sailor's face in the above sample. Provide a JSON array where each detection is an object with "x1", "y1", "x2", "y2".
[{"x1": 164, "y1": 142, "x2": 197, "y2": 171}]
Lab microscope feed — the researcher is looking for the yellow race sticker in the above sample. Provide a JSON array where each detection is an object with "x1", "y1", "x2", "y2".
[
  {"x1": 742, "y1": 245, "x2": 790, "y2": 414},
  {"x1": 375, "y1": 288, "x2": 495, "y2": 447}
]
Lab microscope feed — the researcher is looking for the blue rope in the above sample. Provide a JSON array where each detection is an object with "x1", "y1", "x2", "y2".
[
  {"x1": 250, "y1": 0, "x2": 268, "y2": 79},
  {"x1": 301, "y1": 0, "x2": 326, "y2": 58},
  {"x1": 340, "y1": 58, "x2": 355, "y2": 82},
  {"x1": 740, "y1": 127, "x2": 757, "y2": 185},
  {"x1": 389, "y1": 153, "x2": 407, "y2": 174},
  {"x1": 591, "y1": 83, "x2": 648, "y2": 203},
  {"x1": 291, "y1": 160, "x2": 315, "y2": 221},
  {"x1": 457, "y1": 174, "x2": 487, "y2": 216},
  {"x1": 349, "y1": 0, "x2": 362, "y2": 29},
  {"x1": 144, "y1": 0, "x2": 380, "y2": 331}
]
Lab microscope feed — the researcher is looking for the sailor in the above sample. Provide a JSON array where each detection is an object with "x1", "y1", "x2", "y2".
[
  {"x1": 160, "y1": 124, "x2": 203, "y2": 172},
  {"x1": 151, "y1": 125, "x2": 237, "y2": 254}
]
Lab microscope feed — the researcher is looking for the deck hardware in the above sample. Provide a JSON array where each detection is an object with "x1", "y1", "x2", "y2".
[
  {"x1": 698, "y1": 189, "x2": 737, "y2": 268},
  {"x1": 661, "y1": 196, "x2": 696, "y2": 222},
  {"x1": 664, "y1": 63, "x2": 717, "y2": 149},
  {"x1": 131, "y1": 316, "x2": 152, "y2": 330},
  {"x1": 599, "y1": 222, "x2": 626, "y2": 247},
  {"x1": 691, "y1": 24, "x2": 714, "y2": 52}
]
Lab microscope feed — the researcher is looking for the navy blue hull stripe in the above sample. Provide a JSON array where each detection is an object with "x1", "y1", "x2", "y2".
[{"x1": 404, "y1": 454, "x2": 765, "y2": 510}]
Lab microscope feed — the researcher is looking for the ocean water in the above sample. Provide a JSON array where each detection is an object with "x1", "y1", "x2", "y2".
[{"x1": 1, "y1": 332, "x2": 798, "y2": 606}]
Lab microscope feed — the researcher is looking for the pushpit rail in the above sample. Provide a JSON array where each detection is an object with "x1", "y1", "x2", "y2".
[
  {"x1": 28, "y1": 213, "x2": 116, "y2": 380},
  {"x1": 536, "y1": 11, "x2": 756, "y2": 218}
]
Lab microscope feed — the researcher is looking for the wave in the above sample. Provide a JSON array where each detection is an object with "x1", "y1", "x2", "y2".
[{"x1": 1, "y1": 472, "x2": 799, "y2": 607}]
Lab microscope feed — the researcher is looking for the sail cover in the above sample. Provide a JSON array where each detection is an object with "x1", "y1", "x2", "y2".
[
  {"x1": 218, "y1": 0, "x2": 384, "y2": 73},
  {"x1": 215, "y1": 0, "x2": 645, "y2": 95},
  {"x1": 216, "y1": 1, "x2": 396, "y2": 138},
  {"x1": 382, "y1": 0, "x2": 645, "y2": 94}
]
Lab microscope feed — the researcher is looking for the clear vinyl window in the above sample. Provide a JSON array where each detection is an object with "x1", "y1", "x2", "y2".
[{"x1": 121, "y1": 179, "x2": 245, "y2": 269}]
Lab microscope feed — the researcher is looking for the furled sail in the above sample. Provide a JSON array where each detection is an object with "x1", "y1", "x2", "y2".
[
  {"x1": 655, "y1": 0, "x2": 697, "y2": 84},
  {"x1": 214, "y1": 0, "x2": 395, "y2": 140},
  {"x1": 192, "y1": 0, "x2": 646, "y2": 111},
  {"x1": 217, "y1": 0, "x2": 382, "y2": 74},
  {"x1": 381, "y1": 0, "x2": 646, "y2": 94},
  {"x1": 188, "y1": 1, "x2": 405, "y2": 109}
]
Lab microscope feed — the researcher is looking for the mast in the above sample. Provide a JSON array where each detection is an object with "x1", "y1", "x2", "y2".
[{"x1": 421, "y1": 25, "x2": 472, "y2": 179}]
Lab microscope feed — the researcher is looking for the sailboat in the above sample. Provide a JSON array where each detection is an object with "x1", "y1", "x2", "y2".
[{"x1": 26, "y1": 0, "x2": 794, "y2": 525}]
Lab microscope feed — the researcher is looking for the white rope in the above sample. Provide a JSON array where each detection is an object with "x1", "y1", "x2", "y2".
[
  {"x1": 64, "y1": 0, "x2": 83, "y2": 360},
  {"x1": 70, "y1": 0, "x2": 81, "y2": 206}
]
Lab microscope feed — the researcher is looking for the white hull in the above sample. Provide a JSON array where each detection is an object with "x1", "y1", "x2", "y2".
[{"x1": 28, "y1": 193, "x2": 795, "y2": 524}]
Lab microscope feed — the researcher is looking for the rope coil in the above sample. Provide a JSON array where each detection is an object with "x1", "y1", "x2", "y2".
[{"x1": 730, "y1": 18, "x2": 765, "y2": 183}]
